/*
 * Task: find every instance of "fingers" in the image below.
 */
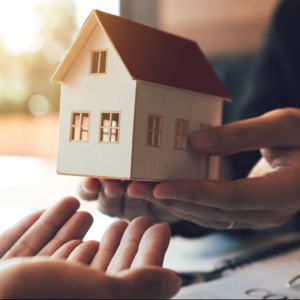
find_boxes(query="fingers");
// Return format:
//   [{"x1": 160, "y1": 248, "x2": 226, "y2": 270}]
[
  {"x1": 51, "y1": 240, "x2": 83, "y2": 260},
  {"x1": 79, "y1": 178, "x2": 101, "y2": 201},
  {"x1": 115, "y1": 267, "x2": 181, "y2": 299},
  {"x1": 67, "y1": 241, "x2": 100, "y2": 265},
  {"x1": 122, "y1": 181, "x2": 153, "y2": 220},
  {"x1": 90, "y1": 220, "x2": 128, "y2": 273},
  {"x1": 190, "y1": 108, "x2": 300, "y2": 156},
  {"x1": 131, "y1": 224, "x2": 171, "y2": 268},
  {"x1": 106, "y1": 217, "x2": 154, "y2": 276},
  {"x1": 1, "y1": 197, "x2": 80, "y2": 260},
  {"x1": 167, "y1": 209, "x2": 263, "y2": 230},
  {"x1": 37, "y1": 211, "x2": 93, "y2": 257},
  {"x1": 149, "y1": 197, "x2": 286, "y2": 227},
  {"x1": 153, "y1": 168, "x2": 300, "y2": 212},
  {"x1": 0, "y1": 210, "x2": 45, "y2": 260},
  {"x1": 98, "y1": 180, "x2": 125, "y2": 218},
  {"x1": 127, "y1": 182, "x2": 180, "y2": 224}
]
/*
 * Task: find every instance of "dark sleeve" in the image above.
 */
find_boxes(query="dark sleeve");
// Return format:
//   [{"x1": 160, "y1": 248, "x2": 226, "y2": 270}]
[
  {"x1": 227, "y1": 0, "x2": 300, "y2": 179},
  {"x1": 170, "y1": 0, "x2": 300, "y2": 236}
]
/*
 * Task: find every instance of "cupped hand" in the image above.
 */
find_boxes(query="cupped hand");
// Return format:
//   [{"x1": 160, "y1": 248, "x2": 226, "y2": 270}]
[
  {"x1": 79, "y1": 179, "x2": 179, "y2": 224},
  {"x1": 125, "y1": 108, "x2": 300, "y2": 230},
  {"x1": 0, "y1": 214, "x2": 181, "y2": 299}
]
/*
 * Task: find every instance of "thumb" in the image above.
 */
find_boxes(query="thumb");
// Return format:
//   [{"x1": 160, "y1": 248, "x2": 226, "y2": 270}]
[
  {"x1": 115, "y1": 267, "x2": 181, "y2": 299},
  {"x1": 189, "y1": 109, "x2": 300, "y2": 156}
]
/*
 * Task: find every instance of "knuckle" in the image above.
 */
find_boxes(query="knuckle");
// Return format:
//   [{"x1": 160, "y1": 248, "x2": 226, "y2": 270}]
[
  {"x1": 223, "y1": 181, "x2": 249, "y2": 212},
  {"x1": 270, "y1": 217, "x2": 289, "y2": 228},
  {"x1": 278, "y1": 108, "x2": 300, "y2": 129},
  {"x1": 223, "y1": 189, "x2": 240, "y2": 211},
  {"x1": 187, "y1": 192, "x2": 199, "y2": 203},
  {"x1": 161, "y1": 199, "x2": 176, "y2": 208},
  {"x1": 234, "y1": 124, "x2": 252, "y2": 147}
]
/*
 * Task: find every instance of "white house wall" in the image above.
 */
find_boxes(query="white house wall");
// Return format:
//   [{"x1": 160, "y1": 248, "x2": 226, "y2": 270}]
[
  {"x1": 57, "y1": 24, "x2": 136, "y2": 179},
  {"x1": 131, "y1": 82, "x2": 223, "y2": 181}
]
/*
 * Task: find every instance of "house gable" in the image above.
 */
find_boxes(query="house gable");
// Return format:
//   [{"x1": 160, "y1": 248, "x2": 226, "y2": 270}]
[
  {"x1": 56, "y1": 21, "x2": 137, "y2": 179},
  {"x1": 52, "y1": 10, "x2": 231, "y2": 101},
  {"x1": 51, "y1": 11, "x2": 132, "y2": 83}
]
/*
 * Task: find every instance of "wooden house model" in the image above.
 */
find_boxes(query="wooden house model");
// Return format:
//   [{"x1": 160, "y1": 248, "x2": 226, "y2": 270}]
[{"x1": 51, "y1": 10, "x2": 231, "y2": 181}]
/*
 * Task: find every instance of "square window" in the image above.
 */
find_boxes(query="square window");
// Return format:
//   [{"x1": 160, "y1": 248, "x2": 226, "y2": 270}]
[
  {"x1": 100, "y1": 112, "x2": 121, "y2": 143},
  {"x1": 174, "y1": 119, "x2": 189, "y2": 150},
  {"x1": 90, "y1": 50, "x2": 108, "y2": 75},
  {"x1": 70, "y1": 111, "x2": 90, "y2": 142},
  {"x1": 147, "y1": 115, "x2": 162, "y2": 147}
]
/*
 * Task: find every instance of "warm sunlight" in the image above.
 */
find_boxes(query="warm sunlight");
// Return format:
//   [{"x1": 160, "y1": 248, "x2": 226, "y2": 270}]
[
  {"x1": 74, "y1": 0, "x2": 120, "y2": 27},
  {"x1": 0, "y1": 0, "x2": 120, "y2": 56},
  {"x1": 0, "y1": 0, "x2": 42, "y2": 55}
]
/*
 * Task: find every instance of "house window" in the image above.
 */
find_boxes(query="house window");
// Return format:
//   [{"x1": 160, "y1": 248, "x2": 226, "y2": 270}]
[
  {"x1": 100, "y1": 112, "x2": 120, "y2": 143},
  {"x1": 90, "y1": 50, "x2": 108, "y2": 74},
  {"x1": 70, "y1": 111, "x2": 90, "y2": 142},
  {"x1": 174, "y1": 119, "x2": 189, "y2": 150},
  {"x1": 198, "y1": 124, "x2": 211, "y2": 180},
  {"x1": 147, "y1": 115, "x2": 162, "y2": 147}
]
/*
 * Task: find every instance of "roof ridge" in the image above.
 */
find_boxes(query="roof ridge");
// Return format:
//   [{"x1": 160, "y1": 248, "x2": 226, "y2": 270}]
[{"x1": 94, "y1": 9, "x2": 198, "y2": 45}]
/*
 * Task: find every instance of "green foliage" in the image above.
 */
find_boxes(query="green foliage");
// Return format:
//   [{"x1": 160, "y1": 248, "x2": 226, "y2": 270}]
[{"x1": 0, "y1": 0, "x2": 78, "y2": 114}]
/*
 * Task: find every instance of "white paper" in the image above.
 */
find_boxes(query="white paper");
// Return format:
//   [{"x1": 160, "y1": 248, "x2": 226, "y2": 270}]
[
  {"x1": 174, "y1": 249, "x2": 300, "y2": 299},
  {"x1": 164, "y1": 232, "x2": 300, "y2": 273}
]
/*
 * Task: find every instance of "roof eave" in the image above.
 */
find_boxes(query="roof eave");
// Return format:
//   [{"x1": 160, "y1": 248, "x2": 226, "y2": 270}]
[
  {"x1": 51, "y1": 10, "x2": 98, "y2": 83},
  {"x1": 134, "y1": 79, "x2": 231, "y2": 101}
]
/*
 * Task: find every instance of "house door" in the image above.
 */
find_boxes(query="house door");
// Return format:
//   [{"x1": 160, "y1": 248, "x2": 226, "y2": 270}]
[{"x1": 197, "y1": 124, "x2": 211, "y2": 180}]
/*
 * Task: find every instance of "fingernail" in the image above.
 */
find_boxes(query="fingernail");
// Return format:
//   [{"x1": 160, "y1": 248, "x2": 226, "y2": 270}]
[
  {"x1": 129, "y1": 189, "x2": 151, "y2": 200},
  {"x1": 155, "y1": 192, "x2": 176, "y2": 199},
  {"x1": 81, "y1": 185, "x2": 96, "y2": 195},
  {"x1": 104, "y1": 187, "x2": 122, "y2": 199},
  {"x1": 190, "y1": 129, "x2": 218, "y2": 148}
]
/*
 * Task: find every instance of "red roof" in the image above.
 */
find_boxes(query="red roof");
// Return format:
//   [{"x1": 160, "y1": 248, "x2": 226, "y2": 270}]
[{"x1": 95, "y1": 10, "x2": 231, "y2": 100}]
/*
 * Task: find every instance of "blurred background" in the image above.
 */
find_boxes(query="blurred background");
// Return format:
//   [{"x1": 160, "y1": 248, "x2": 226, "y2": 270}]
[
  {"x1": 0, "y1": 0, "x2": 281, "y2": 158},
  {"x1": 0, "y1": 0, "x2": 282, "y2": 250}
]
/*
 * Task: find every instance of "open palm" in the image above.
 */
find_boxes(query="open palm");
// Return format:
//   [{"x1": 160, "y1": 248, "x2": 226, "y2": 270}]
[{"x1": 0, "y1": 198, "x2": 180, "y2": 299}]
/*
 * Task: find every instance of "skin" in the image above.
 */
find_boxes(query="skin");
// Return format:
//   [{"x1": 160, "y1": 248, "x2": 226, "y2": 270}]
[
  {"x1": 0, "y1": 198, "x2": 181, "y2": 299},
  {"x1": 79, "y1": 108, "x2": 300, "y2": 230}
]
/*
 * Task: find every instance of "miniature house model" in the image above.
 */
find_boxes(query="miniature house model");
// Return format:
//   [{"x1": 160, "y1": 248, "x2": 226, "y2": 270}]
[{"x1": 51, "y1": 10, "x2": 231, "y2": 181}]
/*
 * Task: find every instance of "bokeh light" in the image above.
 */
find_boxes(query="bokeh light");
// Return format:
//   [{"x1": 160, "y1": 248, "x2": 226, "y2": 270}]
[
  {"x1": 28, "y1": 95, "x2": 49, "y2": 116},
  {"x1": 0, "y1": 0, "x2": 44, "y2": 56}
]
